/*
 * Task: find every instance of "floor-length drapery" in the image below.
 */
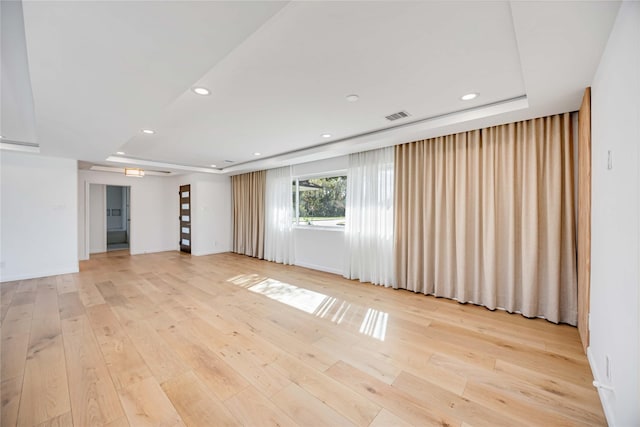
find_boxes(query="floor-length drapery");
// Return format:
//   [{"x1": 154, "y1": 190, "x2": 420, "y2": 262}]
[
  {"x1": 344, "y1": 147, "x2": 395, "y2": 286},
  {"x1": 265, "y1": 166, "x2": 295, "y2": 264},
  {"x1": 394, "y1": 113, "x2": 577, "y2": 324},
  {"x1": 232, "y1": 170, "x2": 266, "y2": 259}
]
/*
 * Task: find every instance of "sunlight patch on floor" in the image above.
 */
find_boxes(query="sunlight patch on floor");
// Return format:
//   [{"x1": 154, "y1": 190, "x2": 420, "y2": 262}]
[
  {"x1": 359, "y1": 308, "x2": 388, "y2": 341},
  {"x1": 227, "y1": 273, "x2": 266, "y2": 288},
  {"x1": 248, "y1": 278, "x2": 334, "y2": 316},
  {"x1": 227, "y1": 274, "x2": 389, "y2": 340}
]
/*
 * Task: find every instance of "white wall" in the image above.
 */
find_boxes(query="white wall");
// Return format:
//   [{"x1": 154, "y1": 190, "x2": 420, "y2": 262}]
[
  {"x1": 173, "y1": 173, "x2": 232, "y2": 256},
  {"x1": 0, "y1": 152, "x2": 78, "y2": 281},
  {"x1": 292, "y1": 156, "x2": 348, "y2": 178},
  {"x1": 589, "y1": 2, "x2": 640, "y2": 425},
  {"x1": 78, "y1": 170, "x2": 178, "y2": 259},
  {"x1": 291, "y1": 156, "x2": 348, "y2": 274},
  {"x1": 89, "y1": 184, "x2": 106, "y2": 253},
  {"x1": 293, "y1": 227, "x2": 345, "y2": 274}
]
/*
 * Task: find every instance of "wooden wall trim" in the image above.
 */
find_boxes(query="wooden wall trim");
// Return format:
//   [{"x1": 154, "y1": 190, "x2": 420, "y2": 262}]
[{"x1": 577, "y1": 87, "x2": 592, "y2": 353}]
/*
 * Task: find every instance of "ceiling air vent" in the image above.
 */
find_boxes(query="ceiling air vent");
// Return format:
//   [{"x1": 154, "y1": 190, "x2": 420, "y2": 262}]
[{"x1": 385, "y1": 111, "x2": 410, "y2": 121}]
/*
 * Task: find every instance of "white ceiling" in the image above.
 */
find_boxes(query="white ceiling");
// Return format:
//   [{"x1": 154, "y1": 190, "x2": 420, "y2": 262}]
[{"x1": 1, "y1": 1, "x2": 621, "y2": 175}]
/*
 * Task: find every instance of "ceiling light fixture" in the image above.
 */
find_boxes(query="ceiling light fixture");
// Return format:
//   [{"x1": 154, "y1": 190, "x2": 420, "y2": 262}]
[
  {"x1": 321, "y1": 133, "x2": 332, "y2": 138},
  {"x1": 461, "y1": 93, "x2": 478, "y2": 101},
  {"x1": 192, "y1": 87, "x2": 211, "y2": 96},
  {"x1": 253, "y1": 152, "x2": 261, "y2": 156},
  {"x1": 141, "y1": 129, "x2": 155, "y2": 134},
  {"x1": 116, "y1": 151, "x2": 125, "y2": 155},
  {"x1": 346, "y1": 94, "x2": 359, "y2": 102},
  {"x1": 210, "y1": 164, "x2": 217, "y2": 168},
  {"x1": 124, "y1": 167, "x2": 145, "y2": 178}
]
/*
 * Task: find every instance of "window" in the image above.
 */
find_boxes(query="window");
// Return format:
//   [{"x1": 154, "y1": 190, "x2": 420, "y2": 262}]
[{"x1": 292, "y1": 175, "x2": 347, "y2": 227}]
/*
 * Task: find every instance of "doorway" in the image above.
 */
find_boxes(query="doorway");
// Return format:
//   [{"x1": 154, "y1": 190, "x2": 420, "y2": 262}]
[
  {"x1": 88, "y1": 183, "x2": 130, "y2": 254},
  {"x1": 107, "y1": 185, "x2": 130, "y2": 251}
]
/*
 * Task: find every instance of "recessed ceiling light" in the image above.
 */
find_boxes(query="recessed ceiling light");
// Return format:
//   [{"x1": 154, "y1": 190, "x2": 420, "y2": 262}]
[
  {"x1": 192, "y1": 87, "x2": 211, "y2": 96},
  {"x1": 0, "y1": 135, "x2": 4, "y2": 139},
  {"x1": 346, "y1": 94, "x2": 359, "y2": 102},
  {"x1": 461, "y1": 93, "x2": 478, "y2": 101},
  {"x1": 253, "y1": 152, "x2": 262, "y2": 156},
  {"x1": 141, "y1": 129, "x2": 155, "y2": 134},
  {"x1": 321, "y1": 133, "x2": 332, "y2": 138},
  {"x1": 116, "y1": 151, "x2": 125, "y2": 155},
  {"x1": 210, "y1": 164, "x2": 217, "y2": 168}
]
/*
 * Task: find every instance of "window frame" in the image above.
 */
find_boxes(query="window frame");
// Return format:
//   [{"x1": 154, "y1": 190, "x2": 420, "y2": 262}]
[{"x1": 292, "y1": 170, "x2": 347, "y2": 230}]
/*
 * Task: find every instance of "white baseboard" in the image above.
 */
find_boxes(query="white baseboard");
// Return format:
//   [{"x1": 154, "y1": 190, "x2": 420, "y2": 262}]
[
  {"x1": 191, "y1": 248, "x2": 230, "y2": 257},
  {"x1": 294, "y1": 261, "x2": 342, "y2": 276},
  {"x1": 0, "y1": 264, "x2": 80, "y2": 282},
  {"x1": 587, "y1": 346, "x2": 616, "y2": 426},
  {"x1": 129, "y1": 246, "x2": 178, "y2": 256}
]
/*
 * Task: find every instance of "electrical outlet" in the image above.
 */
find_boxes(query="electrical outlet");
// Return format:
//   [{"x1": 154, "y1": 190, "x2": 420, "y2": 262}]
[{"x1": 605, "y1": 355, "x2": 612, "y2": 381}]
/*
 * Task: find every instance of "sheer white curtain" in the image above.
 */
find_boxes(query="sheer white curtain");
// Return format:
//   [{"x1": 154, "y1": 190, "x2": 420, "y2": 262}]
[
  {"x1": 344, "y1": 147, "x2": 395, "y2": 286},
  {"x1": 264, "y1": 166, "x2": 295, "y2": 265}
]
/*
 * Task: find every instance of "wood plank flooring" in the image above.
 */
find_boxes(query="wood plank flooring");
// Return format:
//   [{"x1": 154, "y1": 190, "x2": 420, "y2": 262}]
[{"x1": 1, "y1": 251, "x2": 606, "y2": 426}]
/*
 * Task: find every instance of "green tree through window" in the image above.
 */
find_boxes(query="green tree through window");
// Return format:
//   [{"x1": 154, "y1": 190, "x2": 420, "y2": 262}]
[{"x1": 292, "y1": 176, "x2": 347, "y2": 226}]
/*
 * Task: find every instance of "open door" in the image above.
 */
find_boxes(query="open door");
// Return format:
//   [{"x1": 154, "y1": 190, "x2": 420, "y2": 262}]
[
  {"x1": 577, "y1": 87, "x2": 592, "y2": 352},
  {"x1": 179, "y1": 184, "x2": 191, "y2": 254}
]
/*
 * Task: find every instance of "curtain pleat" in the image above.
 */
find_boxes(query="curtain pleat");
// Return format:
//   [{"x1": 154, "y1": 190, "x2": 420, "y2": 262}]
[
  {"x1": 232, "y1": 170, "x2": 265, "y2": 259},
  {"x1": 265, "y1": 166, "x2": 295, "y2": 264},
  {"x1": 394, "y1": 113, "x2": 577, "y2": 324}
]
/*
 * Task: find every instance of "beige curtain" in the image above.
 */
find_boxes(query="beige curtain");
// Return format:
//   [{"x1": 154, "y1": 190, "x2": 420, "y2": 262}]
[
  {"x1": 232, "y1": 170, "x2": 266, "y2": 259},
  {"x1": 394, "y1": 113, "x2": 577, "y2": 325}
]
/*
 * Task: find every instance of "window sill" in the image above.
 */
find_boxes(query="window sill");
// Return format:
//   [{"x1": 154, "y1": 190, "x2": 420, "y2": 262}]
[{"x1": 293, "y1": 225, "x2": 345, "y2": 232}]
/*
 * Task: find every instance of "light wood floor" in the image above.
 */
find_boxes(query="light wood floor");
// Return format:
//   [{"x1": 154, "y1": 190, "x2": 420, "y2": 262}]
[{"x1": 1, "y1": 251, "x2": 605, "y2": 426}]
